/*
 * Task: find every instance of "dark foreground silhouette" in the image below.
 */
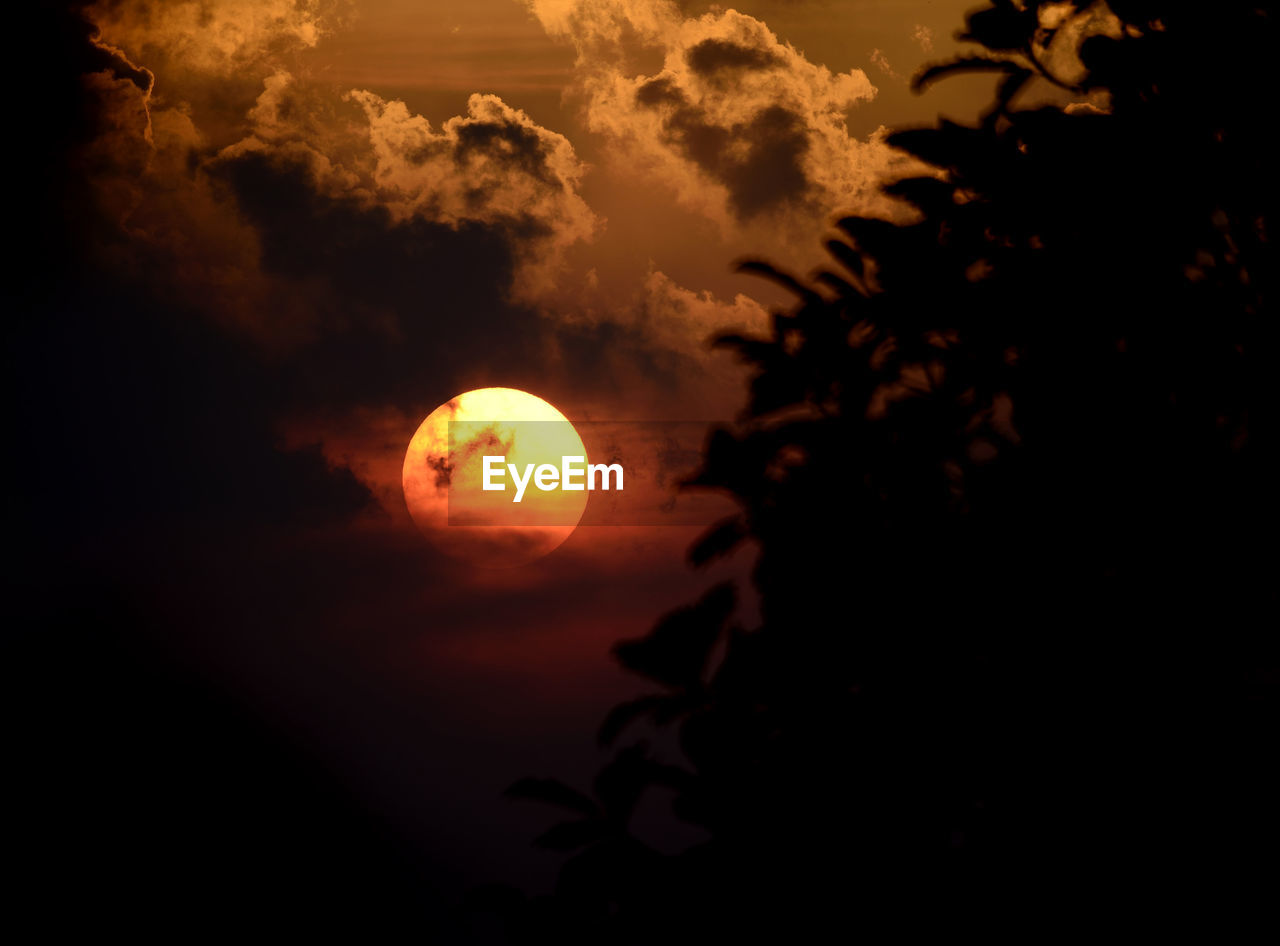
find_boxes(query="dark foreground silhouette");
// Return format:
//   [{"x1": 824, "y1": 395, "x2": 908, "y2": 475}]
[{"x1": 482, "y1": 2, "x2": 1278, "y2": 941}]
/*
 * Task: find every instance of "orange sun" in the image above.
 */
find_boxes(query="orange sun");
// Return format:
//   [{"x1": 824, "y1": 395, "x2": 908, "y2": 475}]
[{"x1": 402, "y1": 388, "x2": 588, "y2": 567}]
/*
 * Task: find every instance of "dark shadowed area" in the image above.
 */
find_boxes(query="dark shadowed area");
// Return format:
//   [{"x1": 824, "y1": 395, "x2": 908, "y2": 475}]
[{"x1": 7, "y1": 1, "x2": 1276, "y2": 943}]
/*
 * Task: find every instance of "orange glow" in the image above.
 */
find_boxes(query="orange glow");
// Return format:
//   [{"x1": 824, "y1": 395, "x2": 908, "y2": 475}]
[{"x1": 402, "y1": 387, "x2": 588, "y2": 567}]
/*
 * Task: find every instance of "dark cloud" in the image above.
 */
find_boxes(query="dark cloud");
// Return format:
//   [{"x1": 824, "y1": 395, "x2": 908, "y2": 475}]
[
  {"x1": 10, "y1": 7, "x2": 368, "y2": 548},
  {"x1": 12, "y1": 283, "x2": 375, "y2": 547},
  {"x1": 657, "y1": 103, "x2": 812, "y2": 219},
  {"x1": 451, "y1": 118, "x2": 565, "y2": 188},
  {"x1": 685, "y1": 38, "x2": 781, "y2": 76},
  {"x1": 338, "y1": 90, "x2": 599, "y2": 301},
  {"x1": 530, "y1": 0, "x2": 889, "y2": 234},
  {"x1": 205, "y1": 146, "x2": 720, "y2": 420},
  {"x1": 428, "y1": 455, "x2": 452, "y2": 488},
  {"x1": 209, "y1": 148, "x2": 575, "y2": 412},
  {"x1": 635, "y1": 75, "x2": 685, "y2": 107}
]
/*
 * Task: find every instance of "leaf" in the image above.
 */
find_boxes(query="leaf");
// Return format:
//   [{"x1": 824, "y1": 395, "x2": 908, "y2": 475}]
[
  {"x1": 887, "y1": 121, "x2": 994, "y2": 170},
  {"x1": 711, "y1": 332, "x2": 776, "y2": 366},
  {"x1": 835, "y1": 215, "x2": 900, "y2": 251},
  {"x1": 688, "y1": 515, "x2": 746, "y2": 567},
  {"x1": 612, "y1": 583, "x2": 735, "y2": 688},
  {"x1": 504, "y1": 777, "x2": 600, "y2": 817},
  {"x1": 823, "y1": 238, "x2": 867, "y2": 281},
  {"x1": 597, "y1": 694, "x2": 671, "y2": 746},
  {"x1": 533, "y1": 818, "x2": 611, "y2": 852},
  {"x1": 812, "y1": 270, "x2": 860, "y2": 299},
  {"x1": 961, "y1": 5, "x2": 1035, "y2": 52},
  {"x1": 881, "y1": 177, "x2": 956, "y2": 215},
  {"x1": 1078, "y1": 34, "x2": 1124, "y2": 89},
  {"x1": 461, "y1": 883, "x2": 525, "y2": 915},
  {"x1": 592, "y1": 744, "x2": 694, "y2": 820},
  {"x1": 912, "y1": 56, "x2": 1021, "y2": 93},
  {"x1": 991, "y1": 66, "x2": 1034, "y2": 116},
  {"x1": 683, "y1": 426, "x2": 743, "y2": 490},
  {"x1": 734, "y1": 258, "x2": 822, "y2": 305},
  {"x1": 593, "y1": 744, "x2": 653, "y2": 820}
]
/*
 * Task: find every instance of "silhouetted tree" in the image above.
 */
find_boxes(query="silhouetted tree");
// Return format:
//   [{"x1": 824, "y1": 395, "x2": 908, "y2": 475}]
[{"x1": 487, "y1": 3, "x2": 1277, "y2": 941}]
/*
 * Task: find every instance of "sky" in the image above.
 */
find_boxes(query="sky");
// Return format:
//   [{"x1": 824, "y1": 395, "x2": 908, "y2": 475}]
[{"x1": 10, "y1": 0, "x2": 1028, "y2": 933}]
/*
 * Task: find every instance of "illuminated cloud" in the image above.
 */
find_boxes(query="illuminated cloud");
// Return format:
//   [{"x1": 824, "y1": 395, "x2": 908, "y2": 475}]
[
  {"x1": 912, "y1": 24, "x2": 935, "y2": 54},
  {"x1": 71, "y1": 0, "x2": 769, "y2": 422},
  {"x1": 525, "y1": 0, "x2": 907, "y2": 233},
  {"x1": 86, "y1": 0, "x2": 338, "y2": 78},
  {"x1": 634, "y1": 268, "x2": 767, "y2": 361},
  {"x1": 870, "y1": 48, "x2": 900, "y2": 80},
  {"x1": 344, "y1": 89, "x2": 601, "y2": 299},
  {"x1": 79, "y1": 0, "x2": 603, "y2": 324},
  {"x1": 216, "y1": 73, "x2": 602, "y2": 304}
]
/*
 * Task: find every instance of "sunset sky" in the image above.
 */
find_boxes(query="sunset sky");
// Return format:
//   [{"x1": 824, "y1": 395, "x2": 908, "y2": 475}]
[{"x1": 13, "y1": 0, "x2": 1083, "y2": 930}]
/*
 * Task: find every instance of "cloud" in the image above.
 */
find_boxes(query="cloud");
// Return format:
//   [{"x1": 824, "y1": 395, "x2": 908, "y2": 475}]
[
  {"x1": 216, "y1": 74, "x2": 602, "y2": 307},
  {"x1": 870, "y1": 48, "x2": 900, "y2": 81},
  {"x1": 634, "y1": 268, "x2": 768, "y2": 360},
  {"x1": 64, "y1": 0, "x2": 776, "y2": 492},
  {"x1": 343, "y1": 89, "x2": 601, "y2": 300},
  {"x1": 85, "y1": 0, "x2": 339, "y2": 78},
  {"x1": 525, "y1": 0, "x2": 907, "y2": 233},
  {"x1": 76, "y1": 0, "x2": 604, "y2": 334},
  {"x1": 81, "y1": 0, "x2": 350, "y2": 158},
  {"x1": 912, "y1": 24, "x2": 934, "y2": 54},
  {"x1": 537, "y1": 260, "x2": 769, "y2": 366}
]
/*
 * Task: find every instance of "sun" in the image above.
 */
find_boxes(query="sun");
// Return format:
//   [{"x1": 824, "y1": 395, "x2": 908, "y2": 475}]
[{"x1": 402, "y1": 387, "x2": 588, "y2": 567}]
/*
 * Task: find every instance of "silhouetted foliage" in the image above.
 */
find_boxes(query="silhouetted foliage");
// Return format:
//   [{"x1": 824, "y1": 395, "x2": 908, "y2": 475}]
[{"x1": 494, "y1": 3, "x2": 1278, "y2": 941}]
